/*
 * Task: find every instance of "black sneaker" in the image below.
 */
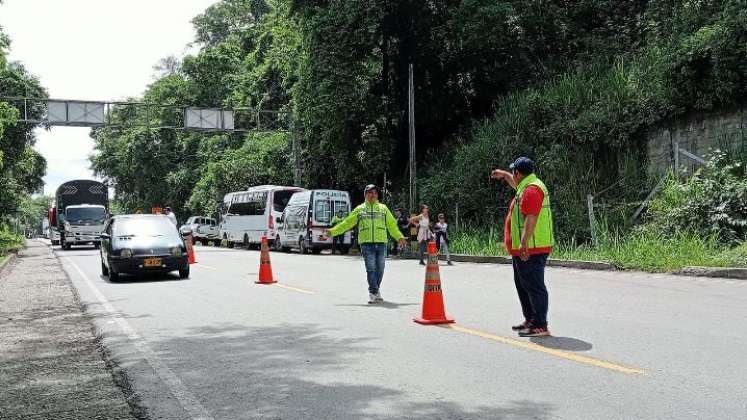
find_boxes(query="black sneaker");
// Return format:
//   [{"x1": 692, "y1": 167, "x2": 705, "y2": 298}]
[
  {"x1": 511, "y1": 320, "x2": 532, "y2": 331},
  {"x1": 419, "y1": 261, "x2": 426, "y2": 265},
  {"x1": 519, "y1": 326, "x2": 551, "y2": 337}
]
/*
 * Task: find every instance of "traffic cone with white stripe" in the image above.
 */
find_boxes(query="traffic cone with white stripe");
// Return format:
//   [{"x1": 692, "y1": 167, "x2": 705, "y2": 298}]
[
  {"x1": 414, "y1": 240, "x2": 454, "y2": 325},
  {"x1": 255, "y1": 236, "x2": 276, "y2": 284}
]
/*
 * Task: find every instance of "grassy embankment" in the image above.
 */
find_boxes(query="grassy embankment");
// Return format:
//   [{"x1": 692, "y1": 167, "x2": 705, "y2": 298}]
[{"x1": 448, "y1": 226, "x2": 747, "y2": 272}]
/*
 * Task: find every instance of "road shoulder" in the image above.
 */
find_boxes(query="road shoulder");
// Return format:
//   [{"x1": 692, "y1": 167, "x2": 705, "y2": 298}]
[{"x1": 0, "y1": 240, "x2": 136, "y2": 419}]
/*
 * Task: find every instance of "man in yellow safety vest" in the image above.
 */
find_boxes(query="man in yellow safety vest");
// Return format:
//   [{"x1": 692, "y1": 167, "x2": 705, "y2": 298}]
[
  {"x1": 323, "y1": 184, "x2": 406, "y2": 304},
  {"x1": 492, "y1": 157, "x2": 555, "y2": 337}
]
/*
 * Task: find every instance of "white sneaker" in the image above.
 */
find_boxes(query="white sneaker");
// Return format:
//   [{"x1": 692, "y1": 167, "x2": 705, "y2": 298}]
[
  {"x1": 368, "y1": 293, "x2": 377, "y2": 304},
  {"x1": 375, "y1": 292, "x2": 383, "y2": 302}
]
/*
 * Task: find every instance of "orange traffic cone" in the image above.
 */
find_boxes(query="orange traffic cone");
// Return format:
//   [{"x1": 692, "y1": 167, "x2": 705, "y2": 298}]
[
  {"x1": 414, "y1": 240, "x2": 454, "y2": 325},
  {"x1": 185, "y1": 233, "x2": 196, "y2": 264},
  {"x1": 255, "y1": 235, "x2": 276, "y2": 284}
]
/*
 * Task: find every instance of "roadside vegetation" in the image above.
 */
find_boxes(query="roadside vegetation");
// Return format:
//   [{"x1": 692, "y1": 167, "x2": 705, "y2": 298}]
[{"x1": 0, "y1": 9, "x2": 48, "y2": 239}]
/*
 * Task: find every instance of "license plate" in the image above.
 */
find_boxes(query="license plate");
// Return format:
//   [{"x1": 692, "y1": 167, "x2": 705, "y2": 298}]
[{"x1": 144, "y1": 258, "x2": 162, "y2": 267}]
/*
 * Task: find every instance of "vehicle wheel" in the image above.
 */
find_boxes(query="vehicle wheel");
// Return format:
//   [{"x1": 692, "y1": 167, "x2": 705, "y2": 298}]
[
  {"x1": 213, "y1": 239, "x2": 221, "y2": 247},
  {"x1": 109, "y1": 268, "x2": 120, "y2": 282},
  {"x1": 94, "y1": 242, "x2": 100, "y2": 249},
  {"x1": 340, "y1": 246, "x2": 351, "y2": 255},
  {"x1": 299, "y1": 238, "x2": 308, "y2": 254},
  {"x1": 311, "y1": 247, "x2": 322, "y2": 255},
  {"x1": 179, "y1": 266, "x2": 190, "y2": 279},
  {"x1": 226, "y1": 240, "x2": 235, "y2": 249},
  {"x1": 201, "y1": 239, "x2": 208, "y2": 246},
  {"x1": 101, "y1": 260, "x2": 109, "y2": 276},
  {"x1": 272, "y1": 237, "x2": 283, "y2": 252},
  {"x1": 243, "y1": 234, "x2": 249, "y2": 249}
]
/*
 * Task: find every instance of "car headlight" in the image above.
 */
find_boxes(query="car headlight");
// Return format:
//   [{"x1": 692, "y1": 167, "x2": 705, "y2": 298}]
[
  {"x1": 171, "y1": 247, "x2": 183, "y2": 257},
  {"x1": 120, "y1": 249, "x2": 133, "y2": 258}
]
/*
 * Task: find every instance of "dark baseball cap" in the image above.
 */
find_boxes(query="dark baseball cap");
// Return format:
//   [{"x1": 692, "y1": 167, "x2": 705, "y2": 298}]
[
  {"x1": 364, "y1": 184, "x2": 379, "y2": 193},
  {"x1": 509, "y1": 157, "x2": 535, "y2": 175}
]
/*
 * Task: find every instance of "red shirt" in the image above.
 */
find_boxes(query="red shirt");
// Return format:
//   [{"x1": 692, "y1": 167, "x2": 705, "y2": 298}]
[{"x1": 504, "y1": 185, "x2": 552, "y2": 256}]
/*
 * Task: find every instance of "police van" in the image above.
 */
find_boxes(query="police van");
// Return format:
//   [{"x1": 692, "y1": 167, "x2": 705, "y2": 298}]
[{"x1": 278, "y1": 189, "x2": 352, "y2": 254}]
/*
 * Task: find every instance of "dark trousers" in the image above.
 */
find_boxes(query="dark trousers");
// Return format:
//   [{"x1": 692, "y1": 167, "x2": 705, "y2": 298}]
[
  {"x1": 512, "y1": 254, "x2": 550, "y2": 328},
  {"x1": 332, "y1": 236, "x2": 341, "y2": 254}
]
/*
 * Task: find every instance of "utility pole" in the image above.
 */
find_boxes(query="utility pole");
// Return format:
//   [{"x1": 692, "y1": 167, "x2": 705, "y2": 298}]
[{"x1": 408, "y1": 63, "x2": 416, "y2": 213}]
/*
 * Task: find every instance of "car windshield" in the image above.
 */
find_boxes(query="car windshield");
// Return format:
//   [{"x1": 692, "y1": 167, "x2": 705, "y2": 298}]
[
  {"x1": 66, "y1": 207, "x2": 106, "y2": 224},
  {"x1": 114, "y1": 217, "x2": 178, "y2": 238}
]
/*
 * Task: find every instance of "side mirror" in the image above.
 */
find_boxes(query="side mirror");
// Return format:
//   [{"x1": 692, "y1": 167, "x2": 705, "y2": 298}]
[
  {"x1": 99, "y1": 233, "x2": 110, "y2": 240},
  {"x1": 179, "y1": 226, "x2": 192, "y2": 237},
  {"x1": 276, "y1": 216, "x2": 282, "y2": 223}
]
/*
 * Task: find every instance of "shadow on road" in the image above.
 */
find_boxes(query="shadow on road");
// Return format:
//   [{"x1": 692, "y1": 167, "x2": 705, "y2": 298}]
[
  {"x1": 143, "y1": 322, "x2": 557, "y2": 419},
  {"x1": 100, "y1": 272, "x2": 186, "y2": 284},
  {"x1": 335, "y1": 302, "x2": 419, "y2": 309},
  {"x1": 530, "y1": 336, "x2": 593, "y2": 352}
]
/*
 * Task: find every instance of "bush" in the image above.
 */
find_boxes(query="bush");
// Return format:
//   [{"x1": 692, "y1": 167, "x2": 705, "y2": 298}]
[
  {"x1": 0, "y1": 227, "x2": 22, "y2": 256},
  {"x1": 644, "y1": 151, "x2": 747, "y2": 243}
]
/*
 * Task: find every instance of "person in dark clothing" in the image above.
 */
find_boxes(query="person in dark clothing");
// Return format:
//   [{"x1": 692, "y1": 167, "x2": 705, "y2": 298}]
[{"x1": 391, "y1": 208, "x2": 409, "y2": 255}]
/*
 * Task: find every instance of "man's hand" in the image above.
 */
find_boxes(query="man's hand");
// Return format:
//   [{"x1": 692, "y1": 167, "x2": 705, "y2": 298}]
[
  {"x1": 491, "y1": 169, "x2": 509, "y2": 180},
  {"x1": 519, "y1": 242, "x2": 530, "y2": 261},
  {"x1": 398, "y1": 238, "x2": 407, "y2": 248}
]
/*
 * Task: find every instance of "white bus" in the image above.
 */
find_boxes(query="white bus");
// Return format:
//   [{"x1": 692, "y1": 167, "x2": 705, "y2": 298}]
[
  {"x1": 219, "y1": 185, "x2": 303, "y2": 249},
  {"x1": 278, "y1": 189, "x2": 352, "y2": 254}
]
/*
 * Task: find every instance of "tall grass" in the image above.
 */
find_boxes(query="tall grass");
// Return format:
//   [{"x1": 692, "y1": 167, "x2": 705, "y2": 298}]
[{"x1": 449, "y1": 225, "x2": 746, "y2": 272}]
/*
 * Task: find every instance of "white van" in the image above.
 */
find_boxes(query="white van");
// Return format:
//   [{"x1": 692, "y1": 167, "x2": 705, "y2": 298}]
[
  {"x1": 278, "y1": 189, "x2": 352, "y2": 254},
  {"x1": 219, "y1": 185, "x2": 303, "y2": 249}
]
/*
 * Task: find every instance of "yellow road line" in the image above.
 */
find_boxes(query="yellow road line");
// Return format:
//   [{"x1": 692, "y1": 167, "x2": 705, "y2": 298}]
[
  {"x1": 274, "y1": 283, "x2": 315, "y2": 295},
  {"x1": 444, "y1": 324, "x2": 645, "y2": 375}
]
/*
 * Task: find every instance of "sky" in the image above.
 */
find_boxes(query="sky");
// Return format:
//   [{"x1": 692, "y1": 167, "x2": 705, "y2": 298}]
[{"x1": 0, "y1": 0, "x2": 218, "y2": 196}]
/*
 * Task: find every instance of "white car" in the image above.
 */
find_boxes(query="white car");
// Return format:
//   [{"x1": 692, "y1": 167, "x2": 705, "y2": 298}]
[{"x1": 181, "y1": 216, "x2": 220, "y2": 245}]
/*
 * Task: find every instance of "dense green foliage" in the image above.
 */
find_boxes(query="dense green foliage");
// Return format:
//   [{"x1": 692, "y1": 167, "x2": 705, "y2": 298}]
[
  {"x1": 644, "y1": 152, "x2": 747, "y2": 243},
  {"x1": 0, "y1": 226, "x2": 22, "y2": 256},
  {"x1": 421, "y1": 0, "x2": 747, "y2": 240},
  {"x1": 91, "y1": 0, "x2": 747, "y2": 249},
  {"x1": 0, "y1": 23, "x2": 47, "y2": 224}
]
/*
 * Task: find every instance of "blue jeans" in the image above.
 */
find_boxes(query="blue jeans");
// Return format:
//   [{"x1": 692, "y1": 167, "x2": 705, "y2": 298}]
[
  {"x1": 512, "y1": 254, "x2": 550, "y2": 327},
  {"x1": 360, "y1": 243, "x2": 387, "y2": 294}
]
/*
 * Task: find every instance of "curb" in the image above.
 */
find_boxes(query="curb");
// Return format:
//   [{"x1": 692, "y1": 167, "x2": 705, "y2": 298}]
[
  {"x1": 397, "y1": 254, "x2": 617, "y2": 271},
  {"x1": 678, "y1": 266, "x2": 747, "y2": 280}
]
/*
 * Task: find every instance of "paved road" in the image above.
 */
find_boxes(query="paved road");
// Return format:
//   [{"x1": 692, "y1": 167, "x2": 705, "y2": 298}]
[{"x1": 56, "y1": 242, "x2": 747, "y2": 419}]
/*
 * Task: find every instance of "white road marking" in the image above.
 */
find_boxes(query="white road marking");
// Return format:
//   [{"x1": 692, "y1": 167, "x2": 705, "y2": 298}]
[{"x1": 63, "y1": 257, "x2": 214, "y2": 420}]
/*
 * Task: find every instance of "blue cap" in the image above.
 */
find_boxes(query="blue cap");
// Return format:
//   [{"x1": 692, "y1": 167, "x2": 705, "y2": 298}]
[{"x1": 509, "y1": 157, "x2": 535, "y2": 175}]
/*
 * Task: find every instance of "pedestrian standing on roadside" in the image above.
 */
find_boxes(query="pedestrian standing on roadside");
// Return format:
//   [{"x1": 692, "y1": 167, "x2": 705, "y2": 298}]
[
  {"x1": 410, "y1": 204, "x2": 433, "y2": 265},
  {"x1": 390, "y1": 208, "x2": 409, "y2": 255},
  {"x1": 164, "y1": 207, "x2": 177, "y2": 226},
  {"x1": 330, "y1": 210, "x2": 345, "y2": 254},
  {"x1": 322, "y1": 185, "x2": 406, "y2": 304},
  {"x1": 491, "y1": 157, "x2": 555, "y2": 337},
  {"x1": 434, "y1": 213, "x2": 453, "y2": 266}
]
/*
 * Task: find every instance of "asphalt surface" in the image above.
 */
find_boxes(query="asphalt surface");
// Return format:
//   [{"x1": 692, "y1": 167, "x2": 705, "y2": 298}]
[
  {"x1": 54, "y1": 241, "x2": 747, "y2": 419},
  {"x1": 0, "y1": 241, "x2": 134, "y2": 420}
]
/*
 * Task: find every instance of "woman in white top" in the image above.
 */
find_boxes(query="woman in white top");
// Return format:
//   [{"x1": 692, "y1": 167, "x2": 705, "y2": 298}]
[{"x1": 409, "y1": 204, "x2": 432, "y2": 265}]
